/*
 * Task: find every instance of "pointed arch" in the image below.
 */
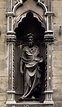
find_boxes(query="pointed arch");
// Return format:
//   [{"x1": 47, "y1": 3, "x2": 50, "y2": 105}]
[
  {"x1": 13, "y1": 0, "x2": 47, "y2": 14},
  {"x1": 14, "y1": 11, "x2": 46, "y2": 44},
  {"x1": 13, "y1": 10, "x2": 47, "y2": 31}
]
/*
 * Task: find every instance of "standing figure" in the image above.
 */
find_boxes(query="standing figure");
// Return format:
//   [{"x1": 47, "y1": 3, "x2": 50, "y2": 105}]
[{"x1": 20, "y1": 33, "x2": 43, "y2": 99}]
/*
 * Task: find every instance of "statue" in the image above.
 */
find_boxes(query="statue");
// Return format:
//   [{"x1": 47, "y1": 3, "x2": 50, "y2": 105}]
[{"x1": 20, "y1": 33, "x2": 43, "y2": 99}]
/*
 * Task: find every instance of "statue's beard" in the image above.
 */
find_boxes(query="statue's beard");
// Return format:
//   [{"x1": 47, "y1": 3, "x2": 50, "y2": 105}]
[{"x1": 29, "y1": 42, "x2": 33, "y2": 47}]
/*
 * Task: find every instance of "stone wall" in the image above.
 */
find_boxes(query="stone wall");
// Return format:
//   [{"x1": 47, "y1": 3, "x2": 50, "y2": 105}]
[
  {"x1": 0, "y1": 0, "x2": 62, "y2": 107},
  {"x1": 52, "y1": 0, "x2": 62, "y2": 107},
  {"x1": 0, "y1": 0, "x2": 7, "y2": 107}
]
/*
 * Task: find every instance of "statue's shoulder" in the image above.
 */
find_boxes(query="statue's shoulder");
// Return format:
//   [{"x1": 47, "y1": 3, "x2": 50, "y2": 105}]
[
  {"x1": 34, "y1": 45, "x2": 39, "y2": 50},
  {"x1": 35, "y1": 45, "x2": 38, "y2": 48},
  {"x1": 22, "y1": 45, "x2": 28, "y2": 51}
]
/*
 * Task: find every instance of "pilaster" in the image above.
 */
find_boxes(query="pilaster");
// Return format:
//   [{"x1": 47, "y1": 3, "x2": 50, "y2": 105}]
[
  {"x1": 6, "y1": 34, "x2": 16, "y2": 105},
  {"x1": 43, "y1": 0, "x2": 54, "y2": 104},
  {"x1": 44, "y1": 31, "x2": 54, "y2": 104},
  {"x1": 6, "y1": 8, "x2": 16, "y2": 104}
]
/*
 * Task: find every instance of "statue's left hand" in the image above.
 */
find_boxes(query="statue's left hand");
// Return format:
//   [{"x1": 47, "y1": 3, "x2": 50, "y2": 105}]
[{"x1": 39, "y1": 58, "x2": 43, "y2": 63}]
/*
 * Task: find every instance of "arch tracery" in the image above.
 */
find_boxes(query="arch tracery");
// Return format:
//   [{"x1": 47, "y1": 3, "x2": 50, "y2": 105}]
[
  {"x1": 13, "y1": 0, "x2": 47, "y2": 14},
  {"x1": 13, "y1": 10, "x2": 46, "y2": 31}
]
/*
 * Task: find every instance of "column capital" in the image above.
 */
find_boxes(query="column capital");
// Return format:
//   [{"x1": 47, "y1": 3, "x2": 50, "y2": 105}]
[
  {"x1": 44, "y1": 30, "x2": 54, "y2": 42},
  {"x1": 6, "y1": 36, "x2": 16, "y2": 42},
  {"x1": 45, "y1": 11, "x2": 54, "y2": 16},
  {"x1": 44, "y1": 90, "x2": 53, "y2": 93},
  {"x1": 6, "y1": 12, "x2": 15, "y2": 17},
  {"x1": 6, "y1": 33, "x2": 16, "y2": 42}
]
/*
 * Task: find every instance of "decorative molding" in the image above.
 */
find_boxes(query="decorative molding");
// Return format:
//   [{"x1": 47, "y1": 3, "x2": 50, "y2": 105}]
[
  {"x1": 13, "y1": 2, "x2": 23, "y2": 13},
  {"x1": 6, "y1": 90, "x2": 16, "y2": 104},
  {"x1": 45, "y1": 11, "x2": 54, "y2": 16},
  {"x1": 44, "y1": 30, "x2": 54, "y2": 42},
  {"x1": 13, "y1": 0, "x2": 47, "y2": 14},
  {"x1": 37, "y1": 1, "x2": 47, "y2": 13},
  {"x1": 17, "y1": 0, "x2": 23, "y2": 3},
  {"x1": 13, "y1": 10, "x2": 47, "y2": 30},
  {"x1": 7, "y1": 31, "x2": 16, "y2": 35},
  {"x1": 6, "y1": 35, "x2": 16, "y2": 43},
  {"x1": 6, "y1": 12, "x2": 15, "y2": 17},
  {"x1": 44, "y1": 42, "x2": 54, "y2": 104}
]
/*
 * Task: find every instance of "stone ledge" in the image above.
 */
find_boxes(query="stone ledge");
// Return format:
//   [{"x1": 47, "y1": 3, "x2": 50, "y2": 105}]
[
  {"x1": 15, "y1": 104, "x2": 53, "y2": 107},
  {"x1": 6, "y1": 101, "x2": 53, "y2": 107}
]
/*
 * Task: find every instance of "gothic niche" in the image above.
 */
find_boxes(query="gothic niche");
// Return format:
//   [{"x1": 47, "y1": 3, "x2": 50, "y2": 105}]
[{"x1": 15, "y1": 12, "x2": 46, "y2": 102}]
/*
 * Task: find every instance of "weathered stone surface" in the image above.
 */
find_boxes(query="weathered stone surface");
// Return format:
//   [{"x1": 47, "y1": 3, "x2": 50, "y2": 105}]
[
  {"x1": 53, "y1": 101, "x2": 62, "y2": 107},
  {"x1": 7, "y1": 104, "x2": 53, "y2": 107},
  {"x1": 0, "y1": 101, "x2": 6, "y2": 107},
  {"x1": 0, "y1": 77, "x2": 8, "y2": 93},
  {"x1": 0, "y1": 1, "x2": 7, "y2": 107},
  {"x1": 0, "y1": 93, "x2": 7, "y2": 101}
]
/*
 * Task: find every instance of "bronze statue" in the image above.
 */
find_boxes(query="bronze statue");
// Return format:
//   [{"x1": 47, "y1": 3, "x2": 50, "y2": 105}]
[{"x1": 20, "y1": 33, "x2": 43, "y2": 99}]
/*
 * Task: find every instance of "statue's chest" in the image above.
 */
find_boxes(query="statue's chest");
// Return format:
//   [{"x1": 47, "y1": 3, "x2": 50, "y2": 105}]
[{"x1": 26, "y1": 47, "x2": 36, "y2": 55}]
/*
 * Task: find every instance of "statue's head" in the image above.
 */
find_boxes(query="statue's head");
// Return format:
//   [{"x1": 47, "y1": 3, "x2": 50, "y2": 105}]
[{"x1": 27, "y1": 33, "x2": 34, "y2": 47}]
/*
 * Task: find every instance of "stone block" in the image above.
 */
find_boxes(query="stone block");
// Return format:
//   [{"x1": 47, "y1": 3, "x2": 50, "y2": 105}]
[
  {"x1": 0, "y1": 93, "x2": 6, "y2": 101},
  {"x1": 0, "y1": 12, "x2": 6, "y2": 25},
  {"x1": 0, "y1": 70, "x2": 8, "y2": 77},
  {"x1": 53, "y1": 91, "x2": 62, "y2": 101},
  {"x1": 52, "y1": 51, "x2": 62, "y2": 60},
  {"x1": 0, "y1": 101, "x2": 7, "y2": 107},
  {"x1": 52, "y1": 42, "x2": 62, "y2": 51},
  {"x1": 0, "y1": 2, "x2": 6, "y2": 9},
  {"x1": 52, "y1": 1, "x2": 62, "y2": 26},
  {"x1": 0, "y1": 77, "x2": 8, "y2": 93},
  {"x1": 52, "y1": 79, "x2": 62, "y2": 91},
  {"x1": 0, "y1": 35, "x2": 5, "y2": 43},
  {"x1": 53, "y1": 101, "x2": 62, "y2": 107},
  {"x1": 52, "y1": 67, "x2": 62, "y2": 76},
  {"x1": 52, "y1": 59, "x2": 62, "y2": 68},
  {"x1": 0, "y1": 43, "x2": 5, "y2": 55}
]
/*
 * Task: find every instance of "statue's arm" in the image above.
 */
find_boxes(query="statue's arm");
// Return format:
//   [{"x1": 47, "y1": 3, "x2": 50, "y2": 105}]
[
  {"x1": 33, "y1": 46, "x2": 43, "y2": 62},
  {"x1": 22, "y1": 57, "x2": 31, "y2": 62}
]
